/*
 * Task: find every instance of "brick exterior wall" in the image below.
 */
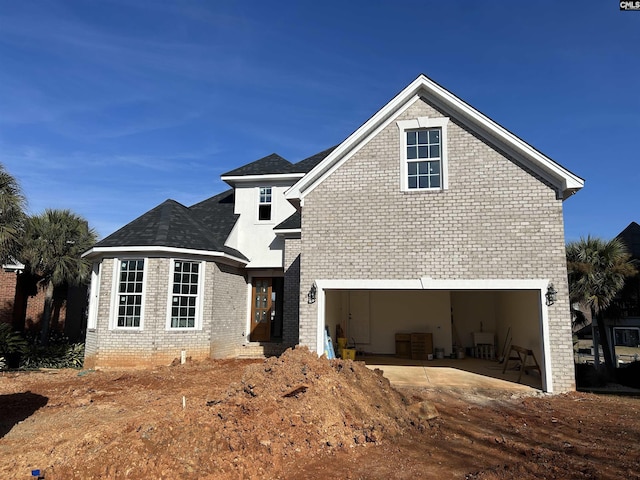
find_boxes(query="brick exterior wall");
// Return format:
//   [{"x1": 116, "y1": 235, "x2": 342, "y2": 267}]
[
  {"x1": 84, "y1": 257, "x2": 248, "y2": 368},
  {"x1": 0, "y1": 270, "x2": 18, "y2": 326},
  {"x1": 210, "y1": 262, "x2": 248, "y2": 358},
  {"x1": 283, "y1": 237, "x2": 301, "y2": 347},
  {"x1": 298, "y1": 97, "x2": 575, "y2": 392}
]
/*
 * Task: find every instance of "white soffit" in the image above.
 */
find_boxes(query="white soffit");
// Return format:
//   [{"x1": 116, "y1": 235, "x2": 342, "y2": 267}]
[{"x1": 82, "y1": 246, "x2": 248, "y2": 266}]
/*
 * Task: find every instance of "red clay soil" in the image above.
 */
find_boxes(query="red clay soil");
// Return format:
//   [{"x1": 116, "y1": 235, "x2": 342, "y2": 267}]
[{"x1": 1, "y1": 346, "x2": 639, "y2": 479}]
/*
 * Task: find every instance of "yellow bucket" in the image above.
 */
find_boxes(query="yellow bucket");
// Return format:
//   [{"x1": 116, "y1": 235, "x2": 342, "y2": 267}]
[
  {"x1": 337, "y1": 338, "x2": 347, "y2": 349},
  {"x1": 342, "y1": 348, "x2": 356, "y2": 360}
]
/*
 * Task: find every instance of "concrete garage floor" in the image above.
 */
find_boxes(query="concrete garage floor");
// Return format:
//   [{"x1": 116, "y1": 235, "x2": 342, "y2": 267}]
[{"x1": 362, "y1": 355, "x2": 542, "y2": 392}]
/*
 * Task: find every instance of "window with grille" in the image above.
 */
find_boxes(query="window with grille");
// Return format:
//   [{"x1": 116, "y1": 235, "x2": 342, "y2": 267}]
[
  {"x1": 406, "y1": 128, "x2": 441, "y2": 189},
  {"x1": 397, "y1": 117, "x2": 449, "y2": 192},
  {"x1": 258, "y1": 187, "x2": 272, "y2": 221},
  {"x1": 170, "y1": 260, "x2": 200, "y2": 328},
  {"x1": 117, "y1": 259, "x2": 145, "y2": 328}
]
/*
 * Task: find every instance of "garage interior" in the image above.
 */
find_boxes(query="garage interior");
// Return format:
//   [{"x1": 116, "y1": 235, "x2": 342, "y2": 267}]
[{"x1": 323, "y1": 288, "x2": 545, "y2": 390}]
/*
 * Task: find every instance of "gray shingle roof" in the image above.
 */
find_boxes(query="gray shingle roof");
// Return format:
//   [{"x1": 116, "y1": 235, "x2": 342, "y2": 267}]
[
  {"x1": 274, "y1": 211, "x2": 301, "y2": 230},
  {"x1": 96, "y1": 200, "x2": 214, "y2": 250},
  {"x1": 221, "y1": 153, "x2": 294, "y2": 177},
  {"x1": 95, "y1": 192, "x2": 247, "y2": 260},
  {"x1": 188, "y1": 189, "x2": 238, "y2": 242},
  {"x1": 293, "y1": 146, "x2": 338, "y2": 173},
  {"x1": 93, "y1": 146, "x2": 339, "y2": 258},
  {"x1": 617, "y1": 221, "x2": 640, "y2": 259}
]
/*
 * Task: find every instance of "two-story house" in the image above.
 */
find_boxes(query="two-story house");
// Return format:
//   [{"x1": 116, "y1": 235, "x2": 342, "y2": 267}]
[
  {"x1": 606, "y1": 222, "x2": 640, "y2": 350},
  {"x1": 83, "y1": 75, "x2": 584, "y2": 392}
]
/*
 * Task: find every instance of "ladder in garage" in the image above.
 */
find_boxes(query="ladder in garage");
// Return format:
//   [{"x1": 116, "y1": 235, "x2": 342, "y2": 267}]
[{"x1": 502, "y1": 345, "x2": 541, "y2": 383}]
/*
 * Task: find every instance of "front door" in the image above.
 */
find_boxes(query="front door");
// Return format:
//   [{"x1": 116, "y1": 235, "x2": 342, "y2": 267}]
[{"x1": 250, "y1": 278, "x2": 272, "y2": 342}]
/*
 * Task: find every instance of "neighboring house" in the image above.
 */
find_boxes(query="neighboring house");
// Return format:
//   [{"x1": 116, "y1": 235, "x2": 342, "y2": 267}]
[
  {"x1": 83, "y1": 75, "x2": 584, "y2": 392},
  {"x1": 0, "y1": 262, "x2": 88, "y2": 342},
  {"x1": 605, "y1": 222, "x2": 640, "y2": 350}
]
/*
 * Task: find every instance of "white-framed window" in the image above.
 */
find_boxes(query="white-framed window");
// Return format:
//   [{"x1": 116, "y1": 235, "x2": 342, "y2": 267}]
[
  {"x1": 398, "y1": 117, "x2": 449, "y2": 192},
  {"x1": 114, "y1": 259, "x2": 146, "y2": 329},
  {"x1": 258, "y1": 187, "x2": 272, "y2": 221},
  {"x1": 168, "y1": 259, "x2": 203, "y2": 329}
]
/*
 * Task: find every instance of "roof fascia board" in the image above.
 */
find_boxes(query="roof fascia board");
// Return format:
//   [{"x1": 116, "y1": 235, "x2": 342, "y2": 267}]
[
  {"x1": 420, "y1": 86, "x2": 584, "y2": 195},
  {"x1": 82, "y1": 246, "x2": 248, "y2": 266},
  {"x1": 286, "y1": 75, "x2": 583, "y2": 201},
  {"x1": 222, "y1": 173, "x2": 305, "y2": 185},
  {"x1": 422, "y1": 93, "x2": 570, "y2": 199},
  {"x1": 286, "y1": 91, "x2": 421, "y2": 201},
  {"x1": 274, "y1": 228, "x2": 301, "y2": 237},
  {"x1": 2, "y1": 262, "x2": 25, "y2": 272}
]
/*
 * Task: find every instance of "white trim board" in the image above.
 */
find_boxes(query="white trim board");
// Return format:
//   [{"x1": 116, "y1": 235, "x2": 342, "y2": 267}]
[
  {"x1": 222, "y1": 173, "x2": 305, "y2": 185},
  {"x1": 83, "y1": 246, "x2": 248, "y2": 266},
  {"x1": 312, "y1": 277, "x2": 553, "y2": 392},
  {"x1": 286, "y1": 74, "x2": 583, "y2": 203}
]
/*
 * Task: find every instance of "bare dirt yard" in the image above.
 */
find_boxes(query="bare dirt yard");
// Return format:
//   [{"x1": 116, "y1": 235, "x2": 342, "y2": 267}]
[{"x1": 1, "y1": 346, "x2": 639, "y2": 479}]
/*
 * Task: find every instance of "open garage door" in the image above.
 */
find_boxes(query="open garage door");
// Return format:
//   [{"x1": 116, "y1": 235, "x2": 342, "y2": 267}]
[{"x1": 317, "y1": 279, "x2": 551, "y2": 391}]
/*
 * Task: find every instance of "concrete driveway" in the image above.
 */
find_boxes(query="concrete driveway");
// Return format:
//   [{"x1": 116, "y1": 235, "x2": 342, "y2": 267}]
[{"x1": 363, "y1": 356, "x2": 541, "y2": 392}]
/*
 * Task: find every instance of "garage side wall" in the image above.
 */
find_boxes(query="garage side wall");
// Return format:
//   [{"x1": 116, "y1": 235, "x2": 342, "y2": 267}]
[{"x1": 299, "y1": 97, "x2": 575, "y2": 392}]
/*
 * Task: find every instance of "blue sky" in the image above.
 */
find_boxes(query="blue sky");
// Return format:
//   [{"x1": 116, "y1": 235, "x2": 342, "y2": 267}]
[{"x1": 0, "y1": 0, "x2": 638, "y2": 241}]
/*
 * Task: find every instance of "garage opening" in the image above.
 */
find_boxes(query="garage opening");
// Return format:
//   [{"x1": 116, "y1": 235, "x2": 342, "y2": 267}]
[{"x1": 321, "y1": 287, "x2": 546, "y2": 390}]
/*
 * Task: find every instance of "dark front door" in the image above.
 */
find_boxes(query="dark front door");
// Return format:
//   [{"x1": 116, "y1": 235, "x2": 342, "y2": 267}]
[{"x1": 250, "y1": 278, "x2": 272, "y2": 342}]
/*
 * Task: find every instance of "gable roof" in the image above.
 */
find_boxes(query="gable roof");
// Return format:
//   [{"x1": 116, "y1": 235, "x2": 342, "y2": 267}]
[{"x1": 286, "y1": 74, "x2": 584, "y2": 202}]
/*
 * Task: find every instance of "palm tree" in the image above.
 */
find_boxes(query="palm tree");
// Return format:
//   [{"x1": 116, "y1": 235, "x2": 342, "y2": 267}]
[
  {"x1": 0, "y1": 164, "x2": 26, "y2": 264},
  {"x1": 567, "y1": 236, "x2": 637, "y2": 374},
  {"x1": 19, "y1": 209, "x2": 97, "y2": 344}
]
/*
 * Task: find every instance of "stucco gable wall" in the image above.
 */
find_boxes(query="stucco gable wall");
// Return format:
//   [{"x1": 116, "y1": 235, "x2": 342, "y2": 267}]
[{"x1": 298, "y1": 97, "x2": 574, "y2": 392}]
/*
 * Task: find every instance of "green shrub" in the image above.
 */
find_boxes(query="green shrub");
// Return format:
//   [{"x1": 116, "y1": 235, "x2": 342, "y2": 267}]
[
  {"x1": 20, "y1": 342, "x2": 85, "y2": 370},
  {"x1": 0, "y1": 323, "x2": 28, "y2": 369},
  {"x1": 0, "y1": 323, "x2": 28, "y2": 356},
  {"x1": 18, "y1": 331, "x2": 85, "y2": 370}
]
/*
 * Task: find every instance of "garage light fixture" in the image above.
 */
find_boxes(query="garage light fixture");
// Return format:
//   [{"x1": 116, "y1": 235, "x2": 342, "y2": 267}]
[
  {"x1": 545, "y1": 283, "x2": 557, "y2": 306},
  {"x1": 307, "y1": 283, "x2": 317, "y2": 304}
]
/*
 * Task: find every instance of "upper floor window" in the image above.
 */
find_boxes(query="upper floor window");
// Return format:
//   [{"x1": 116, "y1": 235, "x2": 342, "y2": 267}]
[
  {"x1": 169, "y1": 260, "x2": 202, "y2": 329},
  {"x1": 258, "y1": 187, "x2": 272, "y2": 221},
  {"x1": 407, "y1": 128, "x2": 441, "y2": 189},
  {"x1": 116, "y1": 259, "x2": 145, "y2": 328},
  {"x1": 398, "y1": 117, "x2": 449, "y2": 192}
]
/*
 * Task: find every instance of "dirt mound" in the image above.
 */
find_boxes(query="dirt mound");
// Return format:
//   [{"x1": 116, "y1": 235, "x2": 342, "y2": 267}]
[
  {"x1": 37, "y1": 347, "x2": 427, "y2": 479},
  {"x1": 211, "y1": 346, "x2": 420, "y2": 455},
  {"x1": 3, "y1": 353, "x2": 640, "y2": 479}
]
